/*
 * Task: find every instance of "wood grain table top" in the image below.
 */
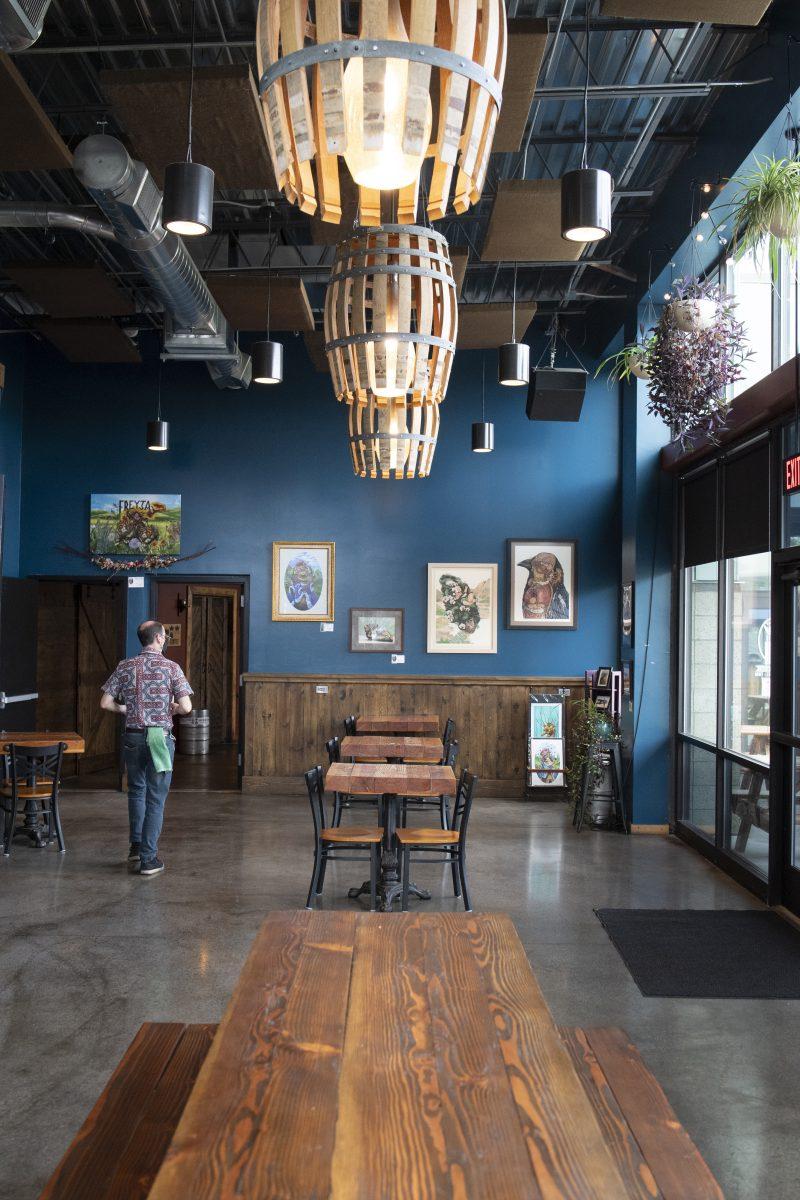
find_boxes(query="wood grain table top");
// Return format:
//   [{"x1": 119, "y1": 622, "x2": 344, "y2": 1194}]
[
  {"x1": 326, "y1": 762, "x2": 456, "y2": 797},
  {"x1": 340, "y1": 735, "x2": 443, "y2": 762},
  {"x1": 0, "y1": 731, "x2": 85, "y2": 754},
  {"x1": 355, "y1": 714, "x2": 440, "y2": 734},
  {"x1": 147, "y1": 911, "x2": 632, "y2": 1199}
]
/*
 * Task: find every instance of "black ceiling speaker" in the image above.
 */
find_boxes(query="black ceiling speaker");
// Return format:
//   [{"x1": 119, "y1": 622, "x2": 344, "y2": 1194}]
[{"x1": 526, "y1": 367, "x2": 587, "y2": 423}]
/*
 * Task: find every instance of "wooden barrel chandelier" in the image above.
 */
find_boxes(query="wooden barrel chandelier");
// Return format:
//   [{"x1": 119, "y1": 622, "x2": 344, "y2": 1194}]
[
  {"x1": 324, "y1": 224, "x2": 458, "y2": 479},
  {"x1": 255, "y1": 0, "x2": 507, "y2": 224}
]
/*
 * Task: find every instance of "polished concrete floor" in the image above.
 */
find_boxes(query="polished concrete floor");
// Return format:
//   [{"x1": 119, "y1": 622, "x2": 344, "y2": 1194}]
[{"x1": 1, "y1": 792, "x2": 798, "y2": 1200}]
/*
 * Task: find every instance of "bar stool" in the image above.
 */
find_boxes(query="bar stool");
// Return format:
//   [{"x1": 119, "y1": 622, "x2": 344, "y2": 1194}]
[
  {"x1": 2, "y1": 742, "x2": 67, "y2": 854},
  {"x1": 575, "y1": 740, "x2": 628, "y2": 834}
]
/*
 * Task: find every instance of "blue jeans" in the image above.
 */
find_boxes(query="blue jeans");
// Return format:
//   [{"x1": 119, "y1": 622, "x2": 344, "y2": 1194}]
[{"x1": 124, "y1": 730, "x2": 175, "y2": 862}]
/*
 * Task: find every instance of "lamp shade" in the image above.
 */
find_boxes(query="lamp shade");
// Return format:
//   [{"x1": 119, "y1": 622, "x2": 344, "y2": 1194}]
[
  {"x1": 252, "y1": 339, "x2": 283, "y2": 384},
  {"x1": 498, "y1": 341, "x2": 529, "y2": 387},
  {"x1": 162, "y1": 161, "x2": 214, "y2": 236},
  {"x1": 146, "y1": 419, "x2": 169, "y2": 451},
  {"x1": 561, "y1": 167, "x2": 613, "y2": 242},
  {"x1": 471, "y1": 421, "x2": 494, "y2": 453}
]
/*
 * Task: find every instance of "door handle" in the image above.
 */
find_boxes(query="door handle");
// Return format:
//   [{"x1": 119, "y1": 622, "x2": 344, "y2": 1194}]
[{"x1": 0, "y1": 692, "x2": 39, "y2": 709}]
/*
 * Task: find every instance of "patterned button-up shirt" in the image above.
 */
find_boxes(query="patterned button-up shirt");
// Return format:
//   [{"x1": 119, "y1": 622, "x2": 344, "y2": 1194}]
[{"x1": 102, "y1": 649, "x2": 193, "y2": 730}]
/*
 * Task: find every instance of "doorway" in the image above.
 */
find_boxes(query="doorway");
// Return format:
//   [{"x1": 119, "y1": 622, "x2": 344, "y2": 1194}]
[
  {"x1": 773, "y1": 557, "x2": 800, "y2": 914},
  {"x1": 36, "y1": 580, "x2": 126, "y2": 777},
  {"x1": 155, "y1": 578, "x2": 245, "y2": 790}
]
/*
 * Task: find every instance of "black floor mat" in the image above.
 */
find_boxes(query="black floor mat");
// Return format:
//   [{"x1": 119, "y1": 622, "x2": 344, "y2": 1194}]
[{"x1": 595, "y1": 908, "x2": 800, "y2": 998}]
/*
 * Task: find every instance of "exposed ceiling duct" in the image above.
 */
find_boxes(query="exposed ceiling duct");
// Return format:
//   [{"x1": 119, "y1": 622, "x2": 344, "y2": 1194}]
[
  {"x1": 72, "y1": 134, "x2": 251, "y2": 389},
  {"x1": 0, "y1": 201, "x2": 114, "y2": 240},
  {"x1": 0, "y1": 0, "x2": 53, "y2": 50}
]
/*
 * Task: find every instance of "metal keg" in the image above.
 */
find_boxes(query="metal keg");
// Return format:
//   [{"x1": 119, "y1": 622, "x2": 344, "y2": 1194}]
[{"x1": 178, "y1": 709, "x2": 210, "y2": 755}]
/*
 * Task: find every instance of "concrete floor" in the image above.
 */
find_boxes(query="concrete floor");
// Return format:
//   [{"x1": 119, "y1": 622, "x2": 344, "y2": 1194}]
[{"x1": 1, "y1": 792, "x2": 797, "y2": 1200}]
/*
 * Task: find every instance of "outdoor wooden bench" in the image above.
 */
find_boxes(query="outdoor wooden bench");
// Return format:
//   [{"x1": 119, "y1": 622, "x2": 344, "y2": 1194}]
[{"x1": 38, "y1": 1022, "x2": 216, "y2": 1200}]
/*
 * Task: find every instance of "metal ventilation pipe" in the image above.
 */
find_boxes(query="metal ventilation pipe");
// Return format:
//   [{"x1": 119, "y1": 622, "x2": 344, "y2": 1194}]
[
  {"x1": 0, "y1": 202, "x2": 114, "y2": 240},
  {"x1": 73, "y1": 134, "x2": 251, "y2": 389}
]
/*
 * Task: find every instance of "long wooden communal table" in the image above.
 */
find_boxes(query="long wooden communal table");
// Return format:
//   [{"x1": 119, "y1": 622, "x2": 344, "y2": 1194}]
[
  {"x1": 340, "y1": 735, "x2": 443, "y2": 763},
  {"x1": 355, "y1": 713, "x2": 440, "y2": 735},
  {"x1": 146, "y1": 910, "x2": 634, "y2": 1199},
  {"x1": 1, "y1": 731, "x2": 85, "y2": 846},
  {"x1": 326, "y1": 761, "x2": 455, "y2": 911}
]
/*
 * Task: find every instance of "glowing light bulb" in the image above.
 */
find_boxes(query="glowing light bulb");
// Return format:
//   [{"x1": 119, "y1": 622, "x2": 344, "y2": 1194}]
[
  {"x1": 664, "y1": 292, "x2": 672, "y2": 301},
  {"x1": 695, "y1": 233, "x2": 704, "y2": 243},
  {"x1": 701, "y1": 182, "x2": 712, "y2": 194},
  {"x1": 343, "y1": 56, "x2": 431, "y2": 191},
  {"x1": 700, "y1": 210, "x2": 710, "y2": 221}
]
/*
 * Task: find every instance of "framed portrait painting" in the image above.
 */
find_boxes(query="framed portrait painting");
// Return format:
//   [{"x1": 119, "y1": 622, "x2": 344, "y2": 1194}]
[
  {"x1": 350, "y1": 608, "x2": 404, "y2": 653},
  {"x1": 507, "y1": 540, "x2": 577, "y2": 629},
  {"x1": 621, "y1": 581, "x2": 634, "y2": 641},
  {"x1": 427, "y1": 563, "x2": 498, "y2": 653},
  {"x1": 272, "y1": 541, "x2": 334, "y2": 621}
]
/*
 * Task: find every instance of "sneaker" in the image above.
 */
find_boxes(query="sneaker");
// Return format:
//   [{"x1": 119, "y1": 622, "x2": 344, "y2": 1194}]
[
  {"x1": 128, "y1": 842, "x2": 142, "y2": 862},
  {"x1": 140, "y1": 857, "x2": 165, "y2": 877}
]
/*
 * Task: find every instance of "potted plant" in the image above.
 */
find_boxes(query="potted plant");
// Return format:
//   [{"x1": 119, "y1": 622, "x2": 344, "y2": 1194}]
[
  {"x1": 647, "y1": 276, "x2": 750, "y2": 446},
  {"x1": 667, "y1": 276, "x2": 717, "y2": 332},
  {"x1": 729, "y1": 154, "x2": 800, "y2": 276},
  {"x1": 567, "y1": 699, "x2": 617, "y2": 826},
  {"x1": 596, "y1": 331, "x2": 656, "y2": 383}
]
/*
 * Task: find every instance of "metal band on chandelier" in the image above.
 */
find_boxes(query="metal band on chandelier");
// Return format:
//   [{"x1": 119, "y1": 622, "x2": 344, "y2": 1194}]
[{"x1": 255, "y1": 0, "x2": 507, "y2": 223}]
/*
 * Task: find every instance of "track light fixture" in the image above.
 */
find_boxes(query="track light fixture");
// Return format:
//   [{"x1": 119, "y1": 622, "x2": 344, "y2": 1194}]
[
  {"x1": 162, "y1": 0, "x2": 214, "y2": 236},
  {"x1": 561, "y1": 8, "x2": 613, "y2": 243}
]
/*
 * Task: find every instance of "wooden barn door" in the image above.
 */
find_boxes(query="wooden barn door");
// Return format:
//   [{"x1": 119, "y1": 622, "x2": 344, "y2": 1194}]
[
  {"x1": 185, "y1": 584, "x2": 240, "y2": 743},
  {"x1": 77, "y1": 582, "x2": 125, "y2": 772}
]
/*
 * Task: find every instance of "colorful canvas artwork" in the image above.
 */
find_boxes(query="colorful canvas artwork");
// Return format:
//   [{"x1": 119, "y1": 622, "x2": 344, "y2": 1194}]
[
  {"x1": 531, "y1": 702, "x2": 562, "y2": 739},
  {"x1": 272, "y1": 541, "x2": 334, "y2": 621},
  {"x1": 427, "y1": 563, "x2": 498, "y2": 653},
  {"x1": 507, "y1": 540, "x2": 577, "y2": 629},
  {"x1": 529, "y1": 738, "x2": 564, "y2": 786},
  {"x1": 89, "y1": 495, "x2": 181, "y2": 555}
]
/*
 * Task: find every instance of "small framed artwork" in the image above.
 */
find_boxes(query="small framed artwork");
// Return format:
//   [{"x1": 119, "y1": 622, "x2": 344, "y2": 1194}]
[
  {"x1": 272, "y1": 541, "x2": 335, "y2": 622},
  {"x1": 350, "y1": 608, "x2": 404, "y2": 653},
  {"x1": 622, "y1": 659, "x2": 633, "y2": 703},
  {"x1": 427, "y1": 563, "x2": 498, "y2": 653},
  {"x1": 595, "y1": 667, "x2": 612, "y2": 690},
  {"x1": 621, "y1": 581, "x2": 634, "y2": 641},
  {"x1": 507, "y1": 540, "x2": 577, "y2": 629},
  {"x1": 594, "y1": 695, "x2": 611, "y2": 711},
  {"x1": 531, "y1": 700, "x2": 563, "y2": 739},
  {"x1": 529, "y1": 738, "x2": 565, "y2": 787}
]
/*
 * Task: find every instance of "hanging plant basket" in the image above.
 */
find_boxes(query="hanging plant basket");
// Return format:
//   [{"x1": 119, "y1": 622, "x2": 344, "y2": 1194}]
[
  {"x1": 596, "y1": 335, "x2": 655, "y2": 384},
  {"x1": 728, "y1": 154, "x2": 800, "y2": 276},
  {"x1": 670, "y1": 295, "x2": 717, "y2": 333}
]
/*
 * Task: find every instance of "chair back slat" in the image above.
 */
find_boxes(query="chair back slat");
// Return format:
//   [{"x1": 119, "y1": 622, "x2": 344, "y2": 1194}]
[
  {"x1": 444, "y1": 740, "x2": 459, "y2": 769},
  {"x1": 442, "y1": 717, "x2": 456, "y2": 751},
  {"x1": 453, "y1": 768, "x2": 477, "y2": 843},
  {"x1": 304, "y1": 765, "x2": 327, "y2": 839},
  {"x1": 343, "y1": 714, "x2": 357, "y2": 737},
  {"x1": 8, "y1": 742, "x2": 65, "y2": 791},
  {"x1": 325, "y1": 736, "x2": 341, "y2": 765}
]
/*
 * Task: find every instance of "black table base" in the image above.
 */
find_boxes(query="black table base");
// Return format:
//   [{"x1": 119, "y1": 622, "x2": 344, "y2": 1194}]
[{"x1": 348, "y1": 789, "x2": 431, "y2": 912}]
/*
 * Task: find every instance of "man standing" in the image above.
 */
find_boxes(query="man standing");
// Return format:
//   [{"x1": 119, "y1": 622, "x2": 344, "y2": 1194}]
[{"x1": 100, "y1": 620, "x2": 193, "y2": 876}]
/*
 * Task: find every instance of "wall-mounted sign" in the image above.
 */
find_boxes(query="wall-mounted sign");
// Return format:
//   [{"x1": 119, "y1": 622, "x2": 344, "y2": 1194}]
[
  {"x1": 785, "y1": 455, "x2": 800, "y2": 495},
  {"x1": 163, "y1": 623, "x2": 182, "y2": 646},
  {"x1": 90, "y1": 494, "x2": 181, "y2": 555}
]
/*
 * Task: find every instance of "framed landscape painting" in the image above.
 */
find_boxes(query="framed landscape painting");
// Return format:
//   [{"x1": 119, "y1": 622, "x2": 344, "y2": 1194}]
[
  {"x1": 507, "y1": 539, "x2": 577, "y2": 629},
  {"x1": 427, "y1": 563, "x2": 498, "y2": 654},
  {"x1": 89, "y1": 494, "x2": 181, "y2": 555},
  {"x1": 272, "y1": 541, "x2": 334, "y2": 621},
  {"x1": 350, "y1": 608, "x2": 404, "y2": 653}
]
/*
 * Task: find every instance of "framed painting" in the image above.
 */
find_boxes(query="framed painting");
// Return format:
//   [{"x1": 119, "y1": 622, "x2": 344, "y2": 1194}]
[
  {"x1": 350, "y1": 608, "x2": 404, "y2": 653},
  {"x1": 427, "y1": 563, "x2": 498, "y2": 654},
  {"x1": 90, "y1": 494, "x2": 181, "y2": 555},
  {"x1": 272, "y1": 541, "x2": 335, "y2": 622},
  {"x1": 621, "y1": 581, "x2": 634, "y2": 641},
  {"x1": 507, "y1": 539, "x2": 577, "y2": 629},
  {"x1": 529, "y1": 738, "x2": 565, "y2": 787}
]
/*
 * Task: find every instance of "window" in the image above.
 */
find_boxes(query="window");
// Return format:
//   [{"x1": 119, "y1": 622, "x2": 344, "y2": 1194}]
[
  {"x1": 683, "y1": 563, "x2": 718, "y2": 743},
  {"x1": 725, "y1": 760, "x2": 769, "y2": 877},
  {"x1": 683, "y1": 742, "x2": 717, "y2": 839},
  {"x1": 724, "y1": 552, "x2": 771, "y2": 763},
  {"x1": 728, "y1": 247, "x2": 774, "y2": 396}
]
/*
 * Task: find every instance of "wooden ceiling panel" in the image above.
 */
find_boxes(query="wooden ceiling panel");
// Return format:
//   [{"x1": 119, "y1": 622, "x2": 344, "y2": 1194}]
[
  {"x1": 303, "y1": 331, "x2": 330, "y2": 372},
  {"x1": 3, "y1": 262, "x2": 135, "y2": 318},
  {"x1": 100, "y1": 65, "x2": 276, "y2": 190},
  {"x1": 481, "y1": 180, "x2": 586, "y2": 263},
  {"x1": 33, "y1": 319, "x2": 142, "y2": 363},
  {"x1": 0, "y1": 53, "x2": 72, "y2": 172},
  {"x1": 601, "y1": 0, "x2": 770, "y2": 23},
  {"x1": 450, "y1": 249, "x2": 469, "y2": 298},
  {"x1": 457, "y1": 302, "x2": 537, "y2": 349},
  {"x1": 205, "y1": 274, "x2": 314, "y2": 331},
  {"x1": 493, "y1": 20, "x2": 548, "y2": 154}
]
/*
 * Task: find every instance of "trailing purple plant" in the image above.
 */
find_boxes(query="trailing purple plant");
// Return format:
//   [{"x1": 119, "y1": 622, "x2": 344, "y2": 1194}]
[{"x1": 646, "y1": 276, "x2": 752, "y2": 447}]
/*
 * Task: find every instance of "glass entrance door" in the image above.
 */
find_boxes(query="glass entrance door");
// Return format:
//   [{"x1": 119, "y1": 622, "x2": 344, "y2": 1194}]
[{"x1": 775, "y1": 565, "x2": 800, "y2": 914}]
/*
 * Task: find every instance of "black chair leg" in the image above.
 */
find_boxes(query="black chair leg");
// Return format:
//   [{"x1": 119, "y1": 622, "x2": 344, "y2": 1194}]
[
  {"x1": 458, "y1": 850, "x2": 472, "y2": 912},
  {"x1": 51, "y1": 789, "x2": 66, "y2": 852},
  {"x1": 401, "y1": 849, "x2": 411, "y2": 911},
  {"x1": 450, "y1": 850, "x2": 461, "y2": 898},
  {"x1": 2, "y1": 809, "x2": 11, "y2": 856},
  {"x1": 439, "y1": 794, "x2": 450, "y2": 829},
  {"x1": 306, "y1": 847, "x2": 322, "y2": 908},
  {"x1": 316, "y1": 851, "x2": 328, "y2": 895},
  {"x1": 369, "y1": 844, "x2": 378, "y2": 912},
  {"x1": 332, "y1": 793, "x2": 342, "y2": 827},
  {"x1": 3, "y1": 793, "x2": 18, "y2": 856}
]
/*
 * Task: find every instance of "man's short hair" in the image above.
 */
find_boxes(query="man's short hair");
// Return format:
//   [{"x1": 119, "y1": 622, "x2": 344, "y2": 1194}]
[{"x1": 137, "y1": 620, "x2": 165, "y2": 647}]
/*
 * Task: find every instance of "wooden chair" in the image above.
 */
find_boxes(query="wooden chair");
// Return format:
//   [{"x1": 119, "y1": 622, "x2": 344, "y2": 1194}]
[
  {"x1": 343, "y1": 714, "x2": 357, "y2": 737},
  {"x1": 2, "y1": 741, "x2": 66, "y2": 855},
  {"x1": 401, "y1": 740, "x2": 459, "y2": 829},
  {"x1": 325, "y1": 736, "x2": 380, "y2": 827},
  {"x1": 304, "y1": 766, "x2": 382, "y2": 911},
  {"x1": 397, "y1": 768, "x2": 477, "y2": 912}
]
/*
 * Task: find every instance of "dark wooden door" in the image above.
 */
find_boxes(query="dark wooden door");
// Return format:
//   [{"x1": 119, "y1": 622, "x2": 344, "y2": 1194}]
[
  {"x1": 0, "y1": 578, "x2": 38, "y2": 732},
  {"x1": 77, "y1": 583, "x2": 124, "y2": 772},
  {"x1": 186, "y1": 586, "x2": 239, "y2": 743}
]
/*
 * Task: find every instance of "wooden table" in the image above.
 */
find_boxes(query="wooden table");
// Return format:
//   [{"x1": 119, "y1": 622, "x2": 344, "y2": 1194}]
[
  {"x1": 356, "y1": 714, "x2": 440, "y2": 735},
  {"x1": 340, "y1": 735, "x2": 443, "y2": 763},
  {"x1": 326, "y1": 762, "x2": 455, "y2": 911},
  {"x1": 147, "y1": 910, "x2": 632, "y2": 1199},
  {"x1": 1, "y1": 731, "x2": 84, "y2": 846}
]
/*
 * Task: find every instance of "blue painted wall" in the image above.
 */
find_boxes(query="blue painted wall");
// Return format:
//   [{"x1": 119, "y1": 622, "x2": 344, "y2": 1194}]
[
  {"x1": 0, "y1": 332, "x2": 26, "y2": 578},
  {"x1": 18, "y1": 333, "x2": 621, "y2": 676}
]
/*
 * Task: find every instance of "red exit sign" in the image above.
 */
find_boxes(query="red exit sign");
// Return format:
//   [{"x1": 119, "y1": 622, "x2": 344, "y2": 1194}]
[{"x1": 786, "y1": 455, "x2": 800, "y2": 494}]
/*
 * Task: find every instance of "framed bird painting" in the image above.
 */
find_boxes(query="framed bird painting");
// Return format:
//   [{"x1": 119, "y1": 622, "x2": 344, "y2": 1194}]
[{"x1": 507, "y1": 540, "x2": 577, "y2": 630}]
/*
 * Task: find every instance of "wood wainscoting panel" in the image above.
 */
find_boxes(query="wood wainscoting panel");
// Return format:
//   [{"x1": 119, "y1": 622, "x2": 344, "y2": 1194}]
[{"x1": 242, "y1": 674, "x2": 583, "y2": 797}]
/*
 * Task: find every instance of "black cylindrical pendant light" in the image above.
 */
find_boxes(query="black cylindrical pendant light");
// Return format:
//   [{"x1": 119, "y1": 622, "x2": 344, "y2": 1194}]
[
  {"x1": 471, "y1": 421, "x2": 494, "y2": 452},
  {"x1": 146, "y1": 418, "x2": 169, "y2": 451},
  {"x1": 498, "y1": 262, "x2": 530, "y2": 387},
  {"x1": 162, "y1": 0, "x2": 214, "y2": 237},
  {"x1": 560, "y1": 7, "x2": 613, "y2": 244},
  {"x1": 253, "y1": 209, "x2": 283, "y2": 385}
]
